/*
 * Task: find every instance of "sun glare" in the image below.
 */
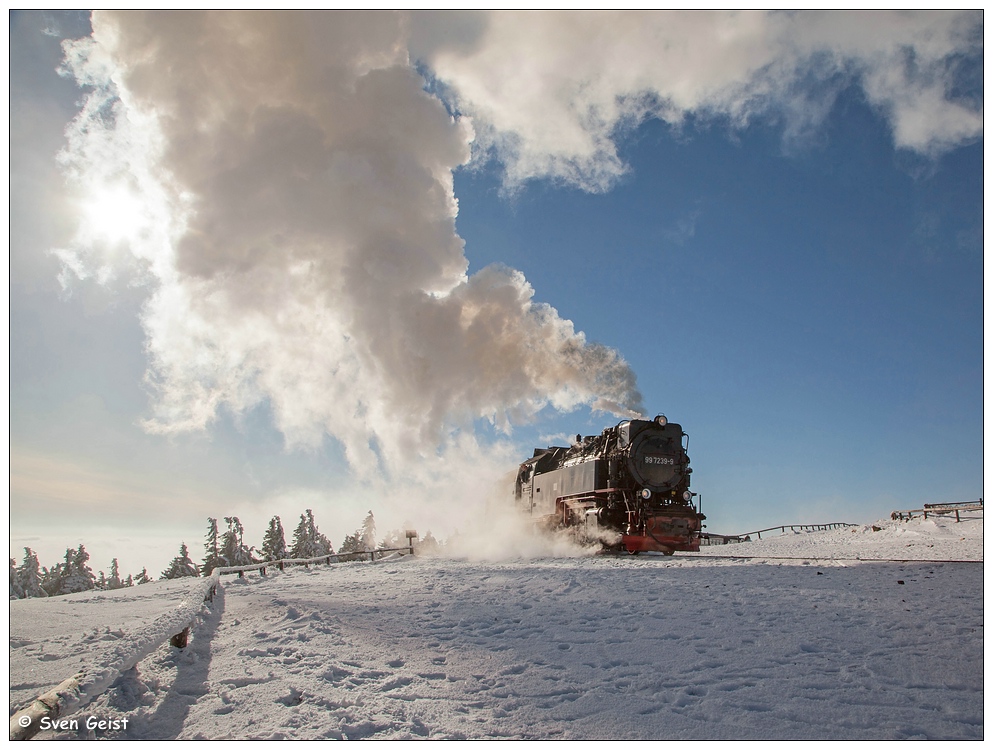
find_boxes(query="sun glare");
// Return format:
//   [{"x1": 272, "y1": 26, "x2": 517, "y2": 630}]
[{"x1": 80, "y1": 183, "x2": 147, "y2": 244}]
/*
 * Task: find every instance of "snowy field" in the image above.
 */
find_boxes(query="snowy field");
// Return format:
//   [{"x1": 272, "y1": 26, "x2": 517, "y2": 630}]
[{"x1": 9, "y1": 515, "x2": 983, "y2": 740}]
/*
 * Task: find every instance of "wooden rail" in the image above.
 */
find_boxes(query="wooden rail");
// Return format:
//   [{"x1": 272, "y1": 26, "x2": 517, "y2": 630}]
[
  {"x1": 10, "y1": 545, "x2": 416, "y2": 740},
  {"x1": 9, "y1": 573, "x2": 221, "y2": 741},
  {"x1": 891, "y1": 501, "x2": 983, "y2": 522},
  {"x1": 738, "y1": 523, "x2": 858, "y2": 541},
  {"x1": 216, "y1": 544, "x2": 416, "y2": 579}
]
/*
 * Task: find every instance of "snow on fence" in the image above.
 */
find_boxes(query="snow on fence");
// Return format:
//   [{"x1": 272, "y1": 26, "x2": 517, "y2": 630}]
[
  {"x1": 891, "y1": 500, "x2": 983, "y2": 522},
  {"x1": 216, "y1": 542, "x2": 417, "y2": 580},
  {"x1": 9, "y1": 543, "x2": 418, "y2": 740},
  {"x1": 9, "y1": 573, "x2": 221, "y2": 741},
  {"x1": 701, "y1": 523, "x2": 859, "y2": 545}
]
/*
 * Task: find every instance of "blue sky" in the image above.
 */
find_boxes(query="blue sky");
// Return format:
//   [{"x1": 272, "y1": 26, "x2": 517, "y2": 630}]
[{"x1": 9, "y1": 11, "x2": 984, "y2": 575}]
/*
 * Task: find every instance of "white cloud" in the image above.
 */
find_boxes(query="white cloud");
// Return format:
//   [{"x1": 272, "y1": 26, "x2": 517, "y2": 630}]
[{"x1": 421, "y1": 10, "x2": 982, "y2": 189}]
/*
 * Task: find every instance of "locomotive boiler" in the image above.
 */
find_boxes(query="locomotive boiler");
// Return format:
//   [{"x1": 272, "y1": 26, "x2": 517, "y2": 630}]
[{"x1": 514, "y1": 415, "x2": 704, "y2": 554}]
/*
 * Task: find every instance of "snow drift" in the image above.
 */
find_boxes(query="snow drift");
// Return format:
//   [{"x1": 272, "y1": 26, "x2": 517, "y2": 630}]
[{"x1": 9, "y1": 515, "x2": 983, "y2": 740}]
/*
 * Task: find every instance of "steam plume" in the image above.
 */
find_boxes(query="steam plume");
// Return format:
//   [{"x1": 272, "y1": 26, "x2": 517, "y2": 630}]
[
  {"x1": 56, "y1": 11, "x2": 981, "y2": 486},
  {"x1": 57, "y1": 11, "x2": 643, "y2": 481}
]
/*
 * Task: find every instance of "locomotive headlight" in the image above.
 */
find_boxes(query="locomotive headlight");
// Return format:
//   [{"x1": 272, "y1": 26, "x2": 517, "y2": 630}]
[
  {"x1": 655, "y1": 415, "x2": 667, "y2": 427},
  {"x1": 641, "y1": 488, "x2": 652, "y2": 500},
  {"x1": 683, "y1": 490, "x2": 694, "y2": 502}
]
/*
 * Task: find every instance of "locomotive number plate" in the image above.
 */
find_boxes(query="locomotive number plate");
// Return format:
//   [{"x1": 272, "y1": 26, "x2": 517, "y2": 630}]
[{"x1": 644, "y1": 455, "x2": 676, "y2": 465}]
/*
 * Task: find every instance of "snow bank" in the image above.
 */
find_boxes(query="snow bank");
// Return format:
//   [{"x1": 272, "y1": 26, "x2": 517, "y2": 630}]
[
  {"x1": 9, "y1": 515, "x2": 983, "y2": 740},
  {"x1": 9, "y1": 575, "x2": 218, "y2": 738},
  {"x1": 696, "y1": 515, "x2": 983, "y2": 561}
]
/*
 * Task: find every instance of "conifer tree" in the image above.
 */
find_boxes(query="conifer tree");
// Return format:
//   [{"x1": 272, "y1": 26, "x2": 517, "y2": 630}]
[
  {"x1": 107, "y1": 558, "x2": 123, "y2": 591},
  {"x1": 135, "y1": 567, "x2": 152, "y2": 585},
  {"x1": 220, "y1": 517, "x2": 256, "y2": 567},
  {"x1": 378, "y1": 529, "x2": 403, "y2": 550},
  {"x1": 417, "y1": 530, "x2": 441, "y2": 556},
  {"x1": 18, "y1": 548, "x2": 47, "y2": 598},
  {"x1": 61, "y1": 545, "x2": 96, "y2": 595},
  {"x1": 161, "y1": 542, "x2": 201, "y2": 579},
  {"x1": 10, "y1": 558, "x2": 24, "y2": 599},
  {"x1": 202, "y1": 518, "x2": 222, "y2": 575},
  {"x1": 261, "y1": 516, "x2": 288, "y2": 562},
  {"x1": 124, "y1": 573, "x2": 134, "y2": 587},
  {"x1": 361, "y1": 511, "x2": 377, "y2": 552},
  {"x1": 41, "y1": 563, "x2": 64, "y2": 597},
  {"x1": 337, "y1": 530, "x2": 363, "y2": 559},
  {"x1": 290, "y1": 510, "x2": 331, "y2": 559},
  {"x1": 290, "y1": 513, "x2": 310, "y2": 559}
]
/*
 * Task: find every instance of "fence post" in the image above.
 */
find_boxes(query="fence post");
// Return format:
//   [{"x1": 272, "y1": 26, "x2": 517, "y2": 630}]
[{"x1": 170, "y1": 627, "x2": 190, "y2": 649}]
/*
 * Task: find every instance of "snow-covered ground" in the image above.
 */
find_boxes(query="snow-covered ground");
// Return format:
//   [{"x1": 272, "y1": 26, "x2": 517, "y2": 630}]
[{"x1": 9, "y1": 515, "x2": 983, "y2": 740}]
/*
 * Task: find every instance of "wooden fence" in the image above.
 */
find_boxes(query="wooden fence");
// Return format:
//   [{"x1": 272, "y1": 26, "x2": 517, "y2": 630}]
[
  {"x1": 9, "y1": 545, "x2": 414, "y2": 740},
  {"x1": 701, "y1": 522, "x2": 858, "y2": 545},
  {"x1": 890, "y1": 499, "x2": 983, "y2": 522}
]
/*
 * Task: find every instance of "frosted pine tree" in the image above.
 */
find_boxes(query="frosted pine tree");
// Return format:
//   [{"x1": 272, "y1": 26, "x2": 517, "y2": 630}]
[
  {"x1": 416, "y1": 530, "x2": 441, "y2": 556},
  {"x1": 41, "y1": 563, "x2": 64, "y2": 597},
  {"x1": 310, "y1": 511, "x2": 333, "y2": 556},
  {"x1": 261, "y1": 516, "x2": 288, "y2": 562},
  {"x1": 161, "y1": 542, "x2": 201, "y2": 579},
  {"x1": 378, "y1": 529, "x2": 403, "y2": 551},
  {"x1": 19, "y1": 549, "x2": 47, "y2": 598},
  {"x1": 220, "y1": 517, "x2": 256, "y2": 567},
  {"x1": 107, "y1": 558, "x2": 123, "y2": 590},
  {"x1": 61, "y1": 545, "x2": 96, "y2": 595},
  {"x1": 202, "y1": 518, "x2": 223, "y2": 575},
  {"x1": 290, "y1": 510, "x2": 332, "y2": 559},
  {"x1": 361, "y1": 511, "x2": 377, "y2": 552},
  {"x1": 10, "y1": 558, "x2": 24, "y2": 599},
  {"x1": 135, "y1": 567, "x2": 152, "y2": 585},
  {"x1": 338, "y1": 530, "x2": 362, "y2": 557}
]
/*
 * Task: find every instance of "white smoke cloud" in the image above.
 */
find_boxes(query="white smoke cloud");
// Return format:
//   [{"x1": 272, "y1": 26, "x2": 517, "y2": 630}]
[
  {"x1": 55, "y1": 11, "x2": 981, "y2": 498},
  {"x1": 421, "y1": 10, "x2": 982, "y2": 191},
  {"x1": 56, "y1": 11, "x2": 644, "y2": 487}
]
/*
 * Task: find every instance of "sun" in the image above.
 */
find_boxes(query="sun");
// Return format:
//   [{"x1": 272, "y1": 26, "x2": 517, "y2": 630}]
[{"x1": 79, "y1": 182, "x2": 147, "y2": 245}]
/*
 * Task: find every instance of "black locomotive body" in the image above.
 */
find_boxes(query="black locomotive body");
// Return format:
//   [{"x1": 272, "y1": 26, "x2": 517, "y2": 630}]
[{"x1": 514, "y1": 415, "x2": 704, "y2": 554}]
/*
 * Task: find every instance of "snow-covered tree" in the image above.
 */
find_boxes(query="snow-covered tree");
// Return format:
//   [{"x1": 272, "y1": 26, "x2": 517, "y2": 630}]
[
  {"x1": 261, "y1": 516, "x2": 288, "y2": 562},
  {"x1": 337, "y1": 530, "x2": 363, "y2": 560},
  {"x1": 61, "y1": 545, "x2": 96, "y2": 595},
  {"x1": 202, "y1": 518, "x2": 223, "y2": 575},
  {"x1": 361, "y1": 511, "x2": 376, "y2": 552},
  {"x1": 10, "y1": 558, "x2": 24, "y2": 599},
  {"x1": 134, "y1": 567, "x2": 152, "y2": 585},
  {"x1": 290, "y1": 510, "x2": 332, "y2": 559},
  {"x1": 378, "y1": 529, "x2": 404, "y2": 551},
  {"x1": 41, "y1": 564, "x2": 64, "y2": 597},
  {"x1": 220, "y1": 517, "x2": 256, "y2": 567},
  {"x1": 96, "y1": 570, "x2": 107, "y2": 590},
  {"x1": 416, "y1": 531, "x2": 441, "y2": 556},
  {"x1": 107, "y1": 558, "x2": 123, "y2": 591},
  {"x1": 17, "y1": 549, "x2": 47, "y2": 598},
  {"x1": 161, "y1": 542, "x2": 200, "y2": 579},
  {"x1": 124, "y1": 573, "x2": 134, "y2": 588}
]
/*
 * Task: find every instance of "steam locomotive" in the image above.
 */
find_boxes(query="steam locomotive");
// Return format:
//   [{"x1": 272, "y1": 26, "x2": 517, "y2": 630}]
[{"x1": 514, "y1": 415, "x2": 704, "y2": 554}]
